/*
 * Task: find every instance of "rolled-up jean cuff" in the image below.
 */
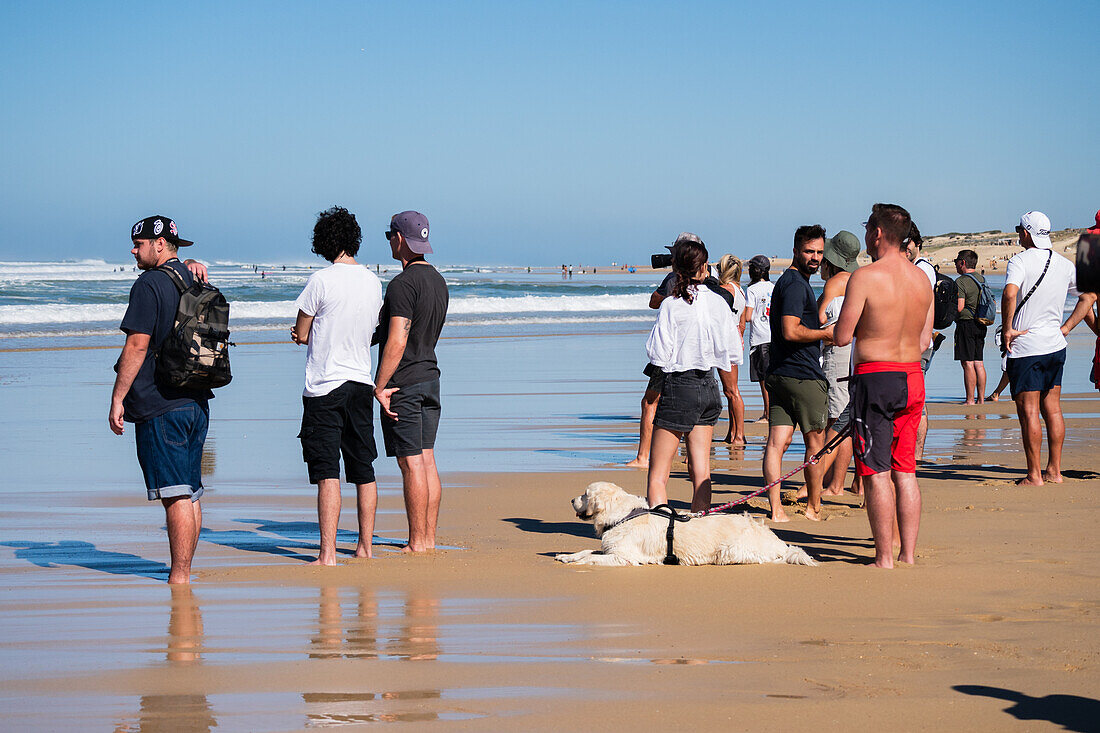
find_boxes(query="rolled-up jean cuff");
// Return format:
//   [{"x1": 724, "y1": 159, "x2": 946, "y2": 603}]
[{"x1": 149, "y1": 484, "x2": 204, "y2": 502}]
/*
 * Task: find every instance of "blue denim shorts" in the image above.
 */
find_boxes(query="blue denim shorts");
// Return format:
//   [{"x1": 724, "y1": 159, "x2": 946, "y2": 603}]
[
  {"x1": 134, "y1": 402, "x2": 209, "y2": 502},
  {"x1": 653, "y1": 370, "x2": 722, "y2": 433}
]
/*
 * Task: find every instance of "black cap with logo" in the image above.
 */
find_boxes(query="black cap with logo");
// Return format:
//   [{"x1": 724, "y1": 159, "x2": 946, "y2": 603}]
[{"x1": 130, "y1": 216, "x2": 193, "y2": 247}]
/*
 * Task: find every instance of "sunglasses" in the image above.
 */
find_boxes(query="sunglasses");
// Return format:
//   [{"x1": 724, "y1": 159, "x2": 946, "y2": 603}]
[
  {"x1": 384, "y1": 230, "x2": 396, "y2": 240},
  {"x1": 1015, "y1": 225, "x2": 1024, "y2": 233}
]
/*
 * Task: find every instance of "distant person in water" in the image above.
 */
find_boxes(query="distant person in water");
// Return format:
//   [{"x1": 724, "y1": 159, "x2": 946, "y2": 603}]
[
  {"x1": 835, "y1": 203, "x2": 933, "y2": 568},
  {"x1": 291, "y1": 206, "x2": 383, "y2": 565}
]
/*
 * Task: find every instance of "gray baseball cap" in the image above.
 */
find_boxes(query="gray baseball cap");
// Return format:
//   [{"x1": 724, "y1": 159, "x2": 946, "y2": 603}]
[
  {"x1": 747, "y1": 254, "x2": 771, "y2": 271},
  {"x1": 389, "y1": 210, "x2": 432, "y2": 254},
  {"x1": 824, "y1": 230, "x2": 860, "y2": 272}
]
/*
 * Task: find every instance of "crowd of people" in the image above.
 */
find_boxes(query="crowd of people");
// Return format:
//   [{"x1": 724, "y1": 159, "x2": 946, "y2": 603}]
[
  {"x1": 110, "y1": 208, "x2": 448, "y2": 584},
  {"x1": 636, "y1": 205, "x2": 1098, "y2": 568},
  {"x1": 107, "y1": 204, "x2": 1099, "y2": 582}
]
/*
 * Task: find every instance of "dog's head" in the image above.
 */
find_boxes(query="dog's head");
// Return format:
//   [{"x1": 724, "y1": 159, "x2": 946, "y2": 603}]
[{"x1": 571, "y1": 482, "x2": 647, "y2": 537}]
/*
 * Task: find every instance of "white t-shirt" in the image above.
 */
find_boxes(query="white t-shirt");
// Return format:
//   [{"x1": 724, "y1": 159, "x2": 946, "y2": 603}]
[
  {"x1": 294, "y1": 263, "x2": 384, "y2": 397},
  {"x1": 1004, "y1": 248, "x2": 1077, "y2": 359},
  {"x1": 728, "y1": 284, "x2": 746, "y2": 366},
  {"x1": 745, "y1": 280, "x2": 774, "y2": 349},
  {"x1": 646, "y1": 287, "x2": 738, "y2": 372},
  {"x1": 914, "y1": 257, "x2": 937, "y2": 288}
]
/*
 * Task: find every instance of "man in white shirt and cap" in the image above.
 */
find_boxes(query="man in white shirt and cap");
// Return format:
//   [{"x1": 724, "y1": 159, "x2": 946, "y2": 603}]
[{"x1": 1003, "y1": 211, "x2": 1093, "y2": 485}]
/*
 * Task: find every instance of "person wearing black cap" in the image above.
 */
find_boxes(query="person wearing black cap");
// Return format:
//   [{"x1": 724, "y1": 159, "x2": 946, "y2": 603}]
[
  {"x1": 109, "y1": 216, "x2": 212, "y2": 584},
  {"x1": 373, "y1": 211, "x2": 449, "y2": 552}
]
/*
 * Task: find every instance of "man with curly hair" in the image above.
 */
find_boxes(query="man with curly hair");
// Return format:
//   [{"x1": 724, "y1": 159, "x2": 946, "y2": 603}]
[
  {"x1": 374, "y1": 211, "x2": 449, "y2": 553},
  {"x1": 292, "y1": 206, "x2": 384, "y2": 564}
]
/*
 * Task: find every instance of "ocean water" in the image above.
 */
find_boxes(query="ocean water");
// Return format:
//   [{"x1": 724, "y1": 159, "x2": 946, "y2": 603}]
[
  {"x1": 1, "y1": 259, "x2": 1094, "y2": 478},
  {"x1": 0, "y1": 260, "x2": 657, "y2": 339}
]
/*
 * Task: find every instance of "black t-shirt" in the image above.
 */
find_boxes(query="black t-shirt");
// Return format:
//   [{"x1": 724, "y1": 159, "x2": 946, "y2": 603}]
[
  {"x1": 767, "y1": 268, "x2": 825, "y2": 380},
  {"x1": 118, "y1": 259, "x2": 212, "y2": 423},
  {"x1": 376, "y1": 262, "x2": 449, "y2": 387}
]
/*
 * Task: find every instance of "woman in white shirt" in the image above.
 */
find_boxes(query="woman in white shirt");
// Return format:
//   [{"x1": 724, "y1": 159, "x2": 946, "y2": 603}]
[
  {"x1": 645, "y1": 239, "x2": 738, "y2": 512},
  {"x1": 716, "y1": 254, "x2": 747, "y2": 446}
]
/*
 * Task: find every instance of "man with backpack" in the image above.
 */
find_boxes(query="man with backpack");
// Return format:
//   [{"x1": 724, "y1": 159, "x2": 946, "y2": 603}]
[
  {"x1": 953, "y1": 249, "x2": 992, "y2": 404},
  {"x1": 110, "y1": 216, "x2": 219, "y2": 584}
]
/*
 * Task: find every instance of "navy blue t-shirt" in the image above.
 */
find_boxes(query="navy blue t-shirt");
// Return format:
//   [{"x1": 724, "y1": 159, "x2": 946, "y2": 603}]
[
  {"x1": 118, "y1": 259, "x2": 212, "y2": 423},
  {"x1": 767, "y1": 268, "x2": 826, "y2": 380}
]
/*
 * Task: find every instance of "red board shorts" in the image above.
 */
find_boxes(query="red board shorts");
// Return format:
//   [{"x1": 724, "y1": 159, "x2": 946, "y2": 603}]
[{"x1": 850, "y1": 361, "x2": 925, "y2": 476}]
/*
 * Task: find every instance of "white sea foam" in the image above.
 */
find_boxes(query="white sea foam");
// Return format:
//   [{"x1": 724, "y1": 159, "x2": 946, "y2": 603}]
[{"x1": 0, "y1": 293, "x2": 649, "y2": 326}]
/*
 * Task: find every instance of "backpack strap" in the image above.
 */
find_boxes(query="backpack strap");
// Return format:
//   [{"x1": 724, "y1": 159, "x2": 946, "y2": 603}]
[
  {"x1": 961, "y1": 272, "x2": 983, "y2": 318},
  {"x1": 155, "y1": 260, "x2": 188, "y2": 294}
]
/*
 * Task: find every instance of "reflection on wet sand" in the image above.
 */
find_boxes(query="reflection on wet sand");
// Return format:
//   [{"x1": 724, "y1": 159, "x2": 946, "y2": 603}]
[
  {"x1": 305, "y1": 588, "x2": 445, "y2": 724},
  {"x1": 955, "y1": 413, "x2": 988, "y2": 460},
  {"x1": 117, "y1": 587, "x2": 214, "y2": 733}
]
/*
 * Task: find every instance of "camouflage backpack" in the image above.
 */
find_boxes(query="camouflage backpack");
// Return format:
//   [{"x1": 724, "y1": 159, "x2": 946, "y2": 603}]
[{"x1": 154, "y1": 264, "x2": 233, "y2": 389}]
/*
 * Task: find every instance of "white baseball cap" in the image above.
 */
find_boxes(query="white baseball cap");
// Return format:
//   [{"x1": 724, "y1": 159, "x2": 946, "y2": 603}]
[{"x1": 1018, "y1": 211, "x2": 1052, "y2": 249}]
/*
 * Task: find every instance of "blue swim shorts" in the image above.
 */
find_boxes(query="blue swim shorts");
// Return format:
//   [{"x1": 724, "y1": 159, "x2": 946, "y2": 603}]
[
  {"x1": 1007, "y1": 348, "x2": 1066, "y2": 397},
  {"x1": 134, "y1": 402, "x2": 208, "y2": 502}
]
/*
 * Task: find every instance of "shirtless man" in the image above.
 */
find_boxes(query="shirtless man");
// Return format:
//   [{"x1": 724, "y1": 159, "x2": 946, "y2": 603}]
[{"x1": 834, "y1": 204, "x2": 933, "y2": 568}]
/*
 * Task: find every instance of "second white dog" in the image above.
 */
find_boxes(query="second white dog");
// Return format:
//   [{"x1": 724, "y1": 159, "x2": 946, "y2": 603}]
[{"x1": 555, "y1": 482, "x2": 817, "y2": 567}]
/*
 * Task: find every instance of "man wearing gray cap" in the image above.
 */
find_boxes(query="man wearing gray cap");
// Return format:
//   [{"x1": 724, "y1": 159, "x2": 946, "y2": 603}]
[{"x1": 374, "y1": 211, "x2": 449, "y2": 551}]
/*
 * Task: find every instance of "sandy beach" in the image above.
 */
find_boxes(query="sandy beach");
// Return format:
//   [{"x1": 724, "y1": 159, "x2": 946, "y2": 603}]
[{"x1": 1, "y1": 322, "x2": 1098, "y2": 731}]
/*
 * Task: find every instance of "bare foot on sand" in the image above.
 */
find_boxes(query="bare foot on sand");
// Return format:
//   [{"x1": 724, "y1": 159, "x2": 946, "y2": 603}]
[
  {"x1": 401, "y1": 544, "x2": 434, "y2": 553},
  {"x1": 308, "y1": 556, "x2": 337, "y2": 566},
  {"x1": 753, "y1": 414, "x2": 768, "y2": 423},
  {"x1": 1043, "y1": 471, "x2": 1064, "y2": 484},
  {"x1": 803, "y1": 507, "x2": 822, "y2": 521},
  {"x1": 821, "y1": 487, "x2": 844, "y2": 497},
  {"x1": 795, "y1": 486, "x2": 808, "y2": 500},
  {"x1": 353, "y1": 545, "x2": 372, "y2": 559},
  {"x1": 1016, "y1": 475, "x2": 1044, "y2": 486},
  {"x1": 986, "y1": 393, "x2": 999, "y2": 402},
  {"x1": 624, "y1": 457, "x2": 649, "y2": 469},
  {"x1": 769, "y1": 509, "x2": 791, "y2": 523},
  {"x1": 721, "y1": 434, "x2": 746, "y2": 446}
]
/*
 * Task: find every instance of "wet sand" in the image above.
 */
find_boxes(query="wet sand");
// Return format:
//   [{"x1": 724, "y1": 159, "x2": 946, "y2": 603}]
[{"x1": 1, "y1": 340, "x2": 1098, "y2": 730}]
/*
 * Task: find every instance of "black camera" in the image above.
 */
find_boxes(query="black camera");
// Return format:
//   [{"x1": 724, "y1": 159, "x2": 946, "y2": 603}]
[
  {"x1": 651, "y1": 253, "x2": 674, "y2": 269},
  {"x1": 1076, "y1": 233, "x2": 1100, "y2": 294}
]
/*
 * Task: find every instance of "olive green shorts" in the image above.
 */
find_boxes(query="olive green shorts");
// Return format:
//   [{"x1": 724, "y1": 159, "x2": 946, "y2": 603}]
[{"x1": 765, "y1": 374, "x2": 828, "y2": 433}]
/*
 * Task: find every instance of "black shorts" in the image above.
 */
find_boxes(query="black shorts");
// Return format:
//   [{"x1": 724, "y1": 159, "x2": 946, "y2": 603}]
[
  {"x1": 1007, "y1": 348, "x2": 1066, "y2": 397},
  {"x1": 299, "y1": 381, "x2": 377, "y2": 485},
  {"x1": 381, "y1": 378, "x2": 442, "y2": 458},
  {"x1": 653, "y1": 370, "x2": 721, "y2": 433},
  {"x1": 954, "y1": 319, "x2": 987, "y2": 362},
  {"x1": 749, "y1": 344, "x2": 770, "y2": 382},
  {"x1": 643, "y1": 362, "x2": 666, "y2": 394}
]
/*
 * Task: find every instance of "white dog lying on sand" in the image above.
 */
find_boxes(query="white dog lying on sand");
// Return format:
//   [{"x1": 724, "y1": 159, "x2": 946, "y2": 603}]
[{"x1": 555, "y1": 482, "x2": 817, "y2": 567}]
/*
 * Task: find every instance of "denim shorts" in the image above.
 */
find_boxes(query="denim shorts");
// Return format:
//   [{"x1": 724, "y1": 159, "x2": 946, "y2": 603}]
[
  {"x1": 135, "y1": 402, "x2": 208, "y2": 502},
  {"x1": 1007, "y1": 348, "x2": 1066, "y2": 397},
  {"x1": 653, "y1": 370, "x2": 722, "y2": 433},
  {"x1": 299, "y1": 380, "x2": 377, "y2": 485},
  {"x1": 381, "y1": 378, "x2": 442, "y2": 458}
]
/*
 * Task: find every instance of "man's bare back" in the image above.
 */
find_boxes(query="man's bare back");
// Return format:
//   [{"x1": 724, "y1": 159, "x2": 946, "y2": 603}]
[{"x1": 835, "y1": 248, "x2": 932, "y2": 363}]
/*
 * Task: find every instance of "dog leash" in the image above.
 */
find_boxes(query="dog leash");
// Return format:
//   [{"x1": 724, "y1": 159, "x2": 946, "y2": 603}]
[{"x1": 690, "y1": 422, "x2": 854, "y2": 519}]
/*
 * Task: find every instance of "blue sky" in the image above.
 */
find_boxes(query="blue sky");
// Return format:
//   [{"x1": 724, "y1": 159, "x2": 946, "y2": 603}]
[{"x1": 1, "y1": 1, "x2": 1097, "y2": 265}]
